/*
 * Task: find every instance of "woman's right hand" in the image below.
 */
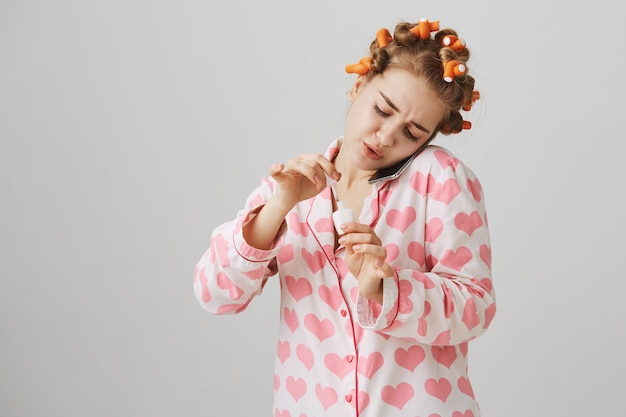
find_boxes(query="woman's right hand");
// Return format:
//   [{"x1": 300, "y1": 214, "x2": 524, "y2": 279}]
[{"x1": 268, "y1": 153, "x2": 341, "y2": 213}]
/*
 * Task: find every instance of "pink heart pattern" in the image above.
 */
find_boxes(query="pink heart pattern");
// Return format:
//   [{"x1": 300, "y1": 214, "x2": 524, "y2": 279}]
[
  {"x1": 454, "y1": 211, "x2": 483, "y2": 236},
  {"x1": 301, "y1": 248, "x2": 327, "y2": 274},
  {"x1": 432, "y1": 345, "x2": 457, "y2": 368},
  {"x1": 385, "y1": 243, "x2": 400, "y2": 263},
  {"x1": 318, "y1": 285, "x2": 343, "y2": 311},
  {"x1": 349, "y1": 389, "x2": 370, "y2": 413},
  {"x1": 274, "y1": 409, "x2": 291, "y2": 417},
  {"x1": 425, "y1": 377, "x2": 452, "y2": 402},
  {"x1": 453, "y1": 410, "x2": 475, "y2": 417},
  {"x1": 211, "y1": 234, "x2": 231, "y2": 267},
  {"x1": 381, "y1": 382, "x2": 415, "y2": 410},
  {"x1": 284, "y1": 308, "x2": 299, "y2": 333},
  {"x1": 357, "y1": 352, "x2": 384, "y2": 379},
  {"x1": 195, "y1": 144, "x2": 494, "y2": 416},
  {"x1": 394, "y1": 345, "x2": 426, "y2": 371},
  {"x1": 430, "y1": 177, "x2": 461, "y2": 205},
  {"x1": 407, "y1": 241, "x2": 425, "y2": 266},
  {"x1": 425, "y1": 217, "x2": 444, "y2": 243},
  {"x1": 288, "y1": 212, "x2": 309, "y2": 237},
  {"x1": 286, "y1": 376, "x2": 307, "y2": 402},
  {"x1": 285, "y1": 275, "x2": 313, "y2": 301},
  {"x1": 315, "y1": 384, "x2": 338, "y2": 411},
  {"x1": 462, "y1": 298, "x2": 480, "y2": 330},
  {"x1": 296, "y1": 344, "x2": 314, "y2": 370},
  {"x1": 386, "y1": 207, "x2": 417, "y2": 232},
  {"x1": 440, "y1": 247, "x2": 473, "y2": 271},
  {"x1": 216, "y1": 271, "x2": 243, "y2": 300},
  {"x1": 466, "y1": 178, "x2": 482, "y2": 202},
  {"x1": 304, "y1": 314, "x2": 335, "y2": 341},
  {"x1": 194, "y1": 267, "x2": 211, "y2": 303},
  {"x1": 277, "y1": 340, "x2": 291, "y2": 364},
  {"x1": 458, "y1": 376, "x2": 475, "y2": 398},
  {"x1": 435, "y1": 149, "x2": 460, "y2": 171},
  {"x1": 324, "y1": 353, "x2": 352, "y2": 380},
  {"x1": 277, "y1": 244, "x2": 294, "y2": 264}
]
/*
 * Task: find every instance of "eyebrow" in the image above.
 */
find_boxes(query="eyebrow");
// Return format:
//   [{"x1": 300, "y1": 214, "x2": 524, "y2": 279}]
[{"x1": 379, "y1": 91, "x2": 431, "y2": 135}]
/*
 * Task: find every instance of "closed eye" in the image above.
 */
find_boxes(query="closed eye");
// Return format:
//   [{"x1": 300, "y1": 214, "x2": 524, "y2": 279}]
[
  {"x1": 375, "y1": 105, "x2": 419, "y2": 142},
  {"x1": 373, "y1": 105, "x2": 390, "y2": 118},
  {"x1": 378, "y1": 91, "x2": 432, "y2": 136},
  {"x1": 404, "y1": 127, "x2": 419, "y2": 142}
]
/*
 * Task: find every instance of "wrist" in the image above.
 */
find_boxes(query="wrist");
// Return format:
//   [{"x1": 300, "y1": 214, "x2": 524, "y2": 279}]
[
  {"x1": 359, "y1": 277, "x2": 384, "y2": 305},
  {"x1": 265, "y1": 196, "x2": 294, "y2": 219}
]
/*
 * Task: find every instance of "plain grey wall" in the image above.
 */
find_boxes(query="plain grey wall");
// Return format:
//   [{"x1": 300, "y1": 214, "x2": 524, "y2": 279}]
[{"x1": 1, "y1": 0, "x2": 624, "y2": 416}]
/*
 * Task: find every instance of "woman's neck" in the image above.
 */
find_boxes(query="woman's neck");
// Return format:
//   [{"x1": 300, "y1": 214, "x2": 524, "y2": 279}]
[
  {"x1": 332, "y1": 146, "x2": 375, "y2": 219},
  {"x1": 333, "y1": 146, "x2": 375, "y2": 189}
]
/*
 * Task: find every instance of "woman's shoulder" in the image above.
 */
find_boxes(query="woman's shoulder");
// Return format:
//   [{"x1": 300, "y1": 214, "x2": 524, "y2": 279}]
[{"x1": 411, "y1": 145, "x2": 478, "y2": 180}]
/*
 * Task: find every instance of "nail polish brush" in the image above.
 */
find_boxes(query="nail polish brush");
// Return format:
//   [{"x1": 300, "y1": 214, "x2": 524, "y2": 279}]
[{"x1": 326, "y1": 175, "x2": 355, "y2": 235}]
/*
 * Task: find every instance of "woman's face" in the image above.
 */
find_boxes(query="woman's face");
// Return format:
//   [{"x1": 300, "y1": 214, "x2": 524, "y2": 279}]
[{"x1": 342, "y1": 68, "x2": 446, "y2": 174}]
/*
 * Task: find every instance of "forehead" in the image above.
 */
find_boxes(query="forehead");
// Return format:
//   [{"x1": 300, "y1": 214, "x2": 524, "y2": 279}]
[
  {"x1": 369, "y1": 69, "x2": 446, "y2": 119},
  {"x1": 371, "y1": 68, "x2": 433, "y2": 95}
]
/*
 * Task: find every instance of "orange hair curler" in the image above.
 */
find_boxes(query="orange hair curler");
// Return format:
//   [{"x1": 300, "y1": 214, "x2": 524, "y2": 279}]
[
  {"x1": 409, "y1": 18, "x2": 440, "y2": 40},
  {"x1": 441, "y1": 120, "x2": 471, "y2": 134},
  {"x1": 440, "y1": 124, "x2": 453, "y2": 134},
  {"x1": 462, "y1": 90, "x2": 480, "y2": 111},
  {"x1": 442, "y1": 35, "x2": 466, "y2": 52},
  {"x1": 376, "y1": 28, "x2": 392, "y2": 47},
  {"x1": 345, "y1": 57, "x2": 373, "y2": 75},
  {"x1": 443, "y1": 60, "x2": 466, "y2": 82}
]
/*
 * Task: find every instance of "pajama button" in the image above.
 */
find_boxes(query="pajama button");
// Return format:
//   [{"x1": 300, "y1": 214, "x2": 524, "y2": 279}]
[
  {"x1": 346, "y1": 355, "x2": 354, "y2": 363},
  {"x1": 340, "y1": 310, "x2": 347, "y2": 317},
  {"x1": 345, "y1": 394, "x2": 353, "y2": 402}
]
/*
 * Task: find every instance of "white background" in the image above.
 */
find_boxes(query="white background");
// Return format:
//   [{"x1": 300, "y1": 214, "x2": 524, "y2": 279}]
[{"x1": 1, "y1": 0, "x2": 624, "y2": 416}]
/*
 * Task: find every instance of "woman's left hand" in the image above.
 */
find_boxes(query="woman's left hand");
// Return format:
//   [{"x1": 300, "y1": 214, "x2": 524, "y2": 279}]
[{"x1": 338, "y1": 223, "x2": 394, "y2": 304}]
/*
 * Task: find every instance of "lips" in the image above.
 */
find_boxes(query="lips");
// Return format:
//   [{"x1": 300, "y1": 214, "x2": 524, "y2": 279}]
[{"x1": 363, "y1": 142, "x2": 383, "y2": 160}]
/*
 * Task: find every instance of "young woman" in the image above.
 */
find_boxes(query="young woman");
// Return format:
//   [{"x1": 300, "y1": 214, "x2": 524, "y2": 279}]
[{"x1": 194, "y1": 18, "x2": 495, "y2": 417}]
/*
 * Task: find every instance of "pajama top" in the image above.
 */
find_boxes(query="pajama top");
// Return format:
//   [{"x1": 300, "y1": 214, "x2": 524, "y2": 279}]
[{"x1": 194, "y1": 137, "x2": 496, "y2": 417}]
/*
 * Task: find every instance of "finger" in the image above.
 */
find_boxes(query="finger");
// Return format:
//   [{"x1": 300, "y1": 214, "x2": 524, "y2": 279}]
[
  {"x1": 283, "y1": 157, "x2": 328, "y2": 188},
  {"x1": 338, "y1": 230, "x2": 381, "y2": 247},
  {"x1": 269, "y1": 162, "x2": 285, "y2": 178},
  {"x1": 296, "y1": 153, "x2": 342, "y2": 183},
  {"x1": 312, "y1": 155, "x2": 342, "y2": 182},
  {"x1": 339, "y1": 222, "x2": 380, "y2": 237},
  {"x1": 350, "y1": 243, "x2": 387, "y2": 260},
  {"x1": 375, "y1": 260, "x2": 395, "y2": 278}
]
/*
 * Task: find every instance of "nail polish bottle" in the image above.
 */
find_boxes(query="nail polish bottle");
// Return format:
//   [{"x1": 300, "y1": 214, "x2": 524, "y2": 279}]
[{"x1": 332, "y1": 201, "x2": 355, "y2": 235}]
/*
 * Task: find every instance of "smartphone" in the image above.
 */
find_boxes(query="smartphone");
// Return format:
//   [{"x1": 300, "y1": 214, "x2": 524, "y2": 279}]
[{"x1": 367, "y1": 142, "x2": 431, "y2": 184}]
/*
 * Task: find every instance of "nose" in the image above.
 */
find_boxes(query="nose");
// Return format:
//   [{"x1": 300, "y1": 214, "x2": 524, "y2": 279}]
[{"x1": 375, "y1": 123, "x2": 395, "y2": 147}]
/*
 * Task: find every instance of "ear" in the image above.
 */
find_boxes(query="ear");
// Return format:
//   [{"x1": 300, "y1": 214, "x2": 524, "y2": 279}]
[{"x1": 348, "y1": 75, "x2": 367, "y2": 101}]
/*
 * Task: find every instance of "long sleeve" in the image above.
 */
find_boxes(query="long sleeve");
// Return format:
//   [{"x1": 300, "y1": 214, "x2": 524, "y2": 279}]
[
  {"x1": 356, "y1": 146, "x2": 496, "y2": 345},
  {"x1": 193, "y1": 177, "x2": 286, "y2": 315}
]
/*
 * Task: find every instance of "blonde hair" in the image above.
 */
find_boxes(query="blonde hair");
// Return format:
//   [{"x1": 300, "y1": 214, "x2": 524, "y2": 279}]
[{"x1": 364, "y1": 21, "x2": 476, "y2": 136}]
